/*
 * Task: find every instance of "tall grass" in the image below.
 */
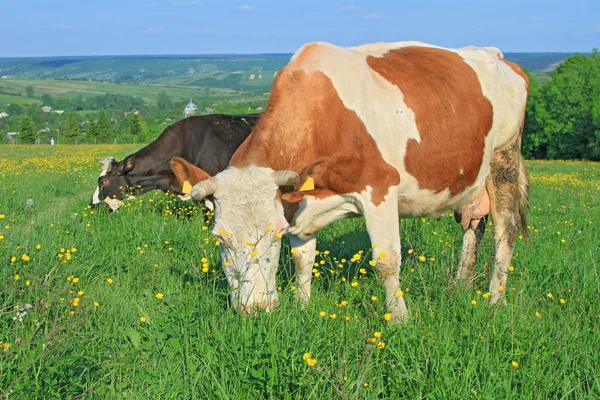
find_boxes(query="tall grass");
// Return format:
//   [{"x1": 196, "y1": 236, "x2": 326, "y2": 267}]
[{"x1": 1, "y1": 146, "x2": 598, "y2": 398}]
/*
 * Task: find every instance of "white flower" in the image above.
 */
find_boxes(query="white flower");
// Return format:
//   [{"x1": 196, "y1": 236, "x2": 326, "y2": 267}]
[{"x1": 26, "y1": 199, "x2": 34, "y2": 206}]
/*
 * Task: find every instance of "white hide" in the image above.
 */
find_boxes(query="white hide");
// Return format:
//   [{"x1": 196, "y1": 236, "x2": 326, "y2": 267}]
[{"x1": 287, "y1": 41, "x2": 529, "y2": 218}]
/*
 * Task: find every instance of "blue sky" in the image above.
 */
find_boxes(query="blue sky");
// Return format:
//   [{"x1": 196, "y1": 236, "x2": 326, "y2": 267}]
[{"x1": 2, "y1": 0, "x2": 599, "y2": 57}]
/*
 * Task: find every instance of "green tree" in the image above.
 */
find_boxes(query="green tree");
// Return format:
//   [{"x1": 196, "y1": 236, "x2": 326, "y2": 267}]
[
  {"x1": 25, "y1": 86, "x2": 34, "y2": 98},
  {"x1": 63, "y1": 112, "x2": 80, "y2": 141},
  {"x1": 129, "y1": 114, "x2": 146, "y2": 137},
  {"x1": 20, "y1": 115, "x2": 36, "y2": 144},
  {"x1": 41, "y1": 94, "x2": 53, "y2": 106},
  {"x1": 96, "y1": 110, "x2": 112, "y2": 142},
  {"x1": 522, "y1": 71, "x2": 549, "y2": 159},
  {"x1": 542, "y1": 50, "x2": 600, "y2": 160},
  {"x1": 157, "y1": 91, "x2": 172, "y2": 110},
  {"x1": 87, "y1": 119, "x2": 99, "y2": 141}
]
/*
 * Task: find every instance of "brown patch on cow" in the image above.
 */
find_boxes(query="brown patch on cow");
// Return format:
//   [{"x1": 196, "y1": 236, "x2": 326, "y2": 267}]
[
  {"x1": 366, "y1": 47, "x2": 493, "y2": 196},
  {"x1": 502, "y1": 60, "x2": 529, "y2": 89},
  {"x1": 169, "y1": 157, "x2": 211, "y2": 186},
  {"x1": 230, "y1": 69, "x2": 400, "y2": 206}
]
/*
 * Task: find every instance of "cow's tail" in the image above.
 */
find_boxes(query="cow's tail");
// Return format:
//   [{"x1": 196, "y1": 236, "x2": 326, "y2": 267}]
[{"x1": 516, "y1": 147, "x2": 530, "y2": 241}]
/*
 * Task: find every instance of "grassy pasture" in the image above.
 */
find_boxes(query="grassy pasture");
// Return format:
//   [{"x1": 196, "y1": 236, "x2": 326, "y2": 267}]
[{"x1": 0, "y1": 145, "x2": 599, "y2": 398}]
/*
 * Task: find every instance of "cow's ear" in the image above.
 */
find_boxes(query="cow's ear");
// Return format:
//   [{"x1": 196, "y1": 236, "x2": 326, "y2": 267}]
[
  {"x1": 170, "y1": 157, "x2": 212, "y2": 193},
  {"x1": 122, "y1": 155, "x2": 135, "y2": 174},
  {"x1": 282, "y1": 188, "x2": 335, "y2": 204}
]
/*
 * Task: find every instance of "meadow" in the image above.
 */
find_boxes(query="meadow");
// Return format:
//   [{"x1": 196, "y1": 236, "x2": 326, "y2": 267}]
[{"x1": 0, "y1": 145, "x2": 598, "y2": 399}]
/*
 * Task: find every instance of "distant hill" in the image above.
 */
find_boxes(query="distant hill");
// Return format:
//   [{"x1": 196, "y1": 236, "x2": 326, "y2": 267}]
[{"x1": 0, "y1": 52, "x2": 587, "y2": 90}]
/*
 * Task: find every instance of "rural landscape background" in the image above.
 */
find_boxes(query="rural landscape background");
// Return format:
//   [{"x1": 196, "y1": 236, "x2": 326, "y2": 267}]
[{"x1": 1, "y1": 46, "x2": 599, "y2": 398}]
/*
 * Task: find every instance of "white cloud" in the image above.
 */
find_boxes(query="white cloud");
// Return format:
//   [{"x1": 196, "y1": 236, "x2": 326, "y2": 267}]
[
  {"x1": 51, "y1": 24, "x2": 75, "y2": 30},
  {"x1": 240, "y1": 4, "x2": 253, "y2": 10},
  {"x1": 475, "y1": 26, "x2": 485, "y2": 32},
  {"x1": 595, "y1": 25, "x2": 600, "y2": 31},
  {"x1": 338, "y1": 6, "x2": 360, "y2": 11},
  {"x1": 144, "y1": 26, "x2": 164, "y2": 34},
  {"x1": 529, "y1": 16, "x2": 543, "y2": 21},
  {"x1": 252, "y1": 32, "x2": 281, "y2": 38},
  {"x1": 363, "y1": 12, "x2": 382, "y2": 19},
  {"x1": 170, "y1": 0, "x2": 201, "y2": 5}
]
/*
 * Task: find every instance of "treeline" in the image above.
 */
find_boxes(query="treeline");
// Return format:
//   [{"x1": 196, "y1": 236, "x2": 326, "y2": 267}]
[{"x1": 523, "y1": 49, "x2": 600, "y2": 160}]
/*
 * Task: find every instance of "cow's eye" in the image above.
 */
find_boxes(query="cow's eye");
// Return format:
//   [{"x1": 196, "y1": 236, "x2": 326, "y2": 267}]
[{"x1": 99, "y1": 178, "x2": 107, "y2": 187}]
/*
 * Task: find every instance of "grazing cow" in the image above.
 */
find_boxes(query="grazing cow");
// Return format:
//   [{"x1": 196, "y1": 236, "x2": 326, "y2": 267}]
[
  {"x1": 91, "y1": 114, "x2": 259, "y2": 211},
  {"x1": 171, "y1": 41, "x2": 529, "y2": 320}
]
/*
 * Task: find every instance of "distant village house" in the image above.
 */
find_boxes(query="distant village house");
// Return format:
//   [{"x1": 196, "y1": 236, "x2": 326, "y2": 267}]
[{"x1": 41, "y1": 106, "x2": 52, "y2": 113}]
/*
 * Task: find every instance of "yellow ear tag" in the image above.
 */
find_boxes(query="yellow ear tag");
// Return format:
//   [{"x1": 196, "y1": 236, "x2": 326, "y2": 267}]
[
  {"x1": 182, "y1": 180, "x2": 192, "y2": 194},
  {"x1": 299, "y1": 176, "x2": 315, "y2": 192}
]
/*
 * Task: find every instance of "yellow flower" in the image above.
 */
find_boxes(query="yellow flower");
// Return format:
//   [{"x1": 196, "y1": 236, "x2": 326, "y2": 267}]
[
  {"x1": 379, "y1": 252, "x2": 386, "y2": 258},
  {"x1": 140, "y1": 316, "x2": 147, "y2": 323},
  {"x1": 306, "y1": 358, "x2": 317, "y2": 367},
  {"x1": 547, "y1": 293, "x2": 553, "y2": 299},
  {"x1": 156, "y1": 293, "x2": 164, "y2": 300},
  {"x1": 359, "y1": 268, "x2": 367, "y2": 275},
  {"x1": 497, "y1": 286, "x2": 504, "y2": 292},
  {"x1": 340, "y1": 300, "x2": 348, "y2": 306},
  {"x1": 319, "y1": 311, "x2": 326, "y2": 317},
  {"x1": 377, "y1": 342, "x2": 386, "y2": 349},
  {"x1": 69, "y1": 311, "x2": 75, "y2": 315},
  {"x1": 509, "y1": 265, "x2": 515, "y2": 272},
  {"x1": 25, "y1": 280, "x2": 31, "y2": 286},
  {"x1": 267, "y1": 227, "x2": 273, "y2": 232},
  {"x1": 0, "y1": 235, "x2": 4, "y2": 240},
  {"x1": 535, "y1": 311, "x2": 541, "y2": 317},
  {"x1": 303, "y1": 352, "x2": 311, "y2": 360},
  {"x1": 471, "y1": 300, "x2": 477, "y2": 305},
  {"x1": 482, "y1": 292, "x2": 491, "y2": 299},
  {"x1": 560, "y1": 298, "x2": 566, "y2": 304},
  {"x1": 418, "y1": 255, "x2": 426, "y2": 262},
  {"x1": 511, "y1": 361, "x2": 519, "y2": 369},
  {"x1": 384, "y1": 313, "x2": 392, "y2": 321},
  {"x1": 21, "y1": 254, "x2": 30, "y2": 262},
  {"x1": 36, "y1": 244, "x2": 41, "y2": 249},
  {"x1": 0, "y1": 214, "x2": 4, "y2": 219},
  {"x1": 330, "y1": 313, "x2": 337, "y2": 319},
  {"x1": 72, "y1": 277, "x2": 79, "y2": 283},
  {"x1": 276, "y1": 233, "x2": 283, "y2": 239},
  {"x1": 14, "y1": 274, "x2": 20, "y2": 281},
  {"x1": 94, "y1": 302, "x2": 99, "y2": 307},
  {"x1": 396, "y1": 290, "x2": 404, "y2": 297},
  {"x1": 251, "y1": 251, "x2": 258, "y2": 257},
  {"x1": 2, "y1": 342, "x2": 9, "y2": 350},
  {"x1": 107, "y1": 278, "x2": 113, "y2": 284},
  {"x1": 407, "y1": 249, "x2": 414, "y2": 255},
  {"x1": 291, "y1": 248, "x2": 297, "y2": 254},
  {"x1": 373, "y1": 331, "x2": 382, "y2": 338},
  {"x1": 77, "y1": 291, "x2": 84, "y2": 296},
  {"x1": 351, "y1": 281, "x2": 359, "y2": 287},
  {"x1": 371, "y1": 296, "x2": 377, "y2": 302},
  {"x1": 10, "y1": 256, "x2": 16, "y2": 263}
]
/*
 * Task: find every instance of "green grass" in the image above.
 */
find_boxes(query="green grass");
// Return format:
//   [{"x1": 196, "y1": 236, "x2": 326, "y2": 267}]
[{"x1": 1, "y1": 145, "x2": 599, "y2": 398}]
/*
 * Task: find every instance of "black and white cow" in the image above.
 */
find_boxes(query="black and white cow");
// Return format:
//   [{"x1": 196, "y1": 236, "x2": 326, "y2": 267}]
[{"x1": 91, "y1": 114, "x2": 259, "y2": 211}]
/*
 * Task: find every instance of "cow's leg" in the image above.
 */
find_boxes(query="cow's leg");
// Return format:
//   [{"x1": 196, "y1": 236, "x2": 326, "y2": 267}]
[
  {"x1": 289, "y1": 234, "x2": 317, "y2": 305},
  {"x1": 456, "y1": 216, "x2": 487, "y2": 282},
  {"x1": 363, "y1": 191, "x2": 407, "y2": 321},
  {"x1": 487, "y1": 143, "x2": 529, "y2": 304}
]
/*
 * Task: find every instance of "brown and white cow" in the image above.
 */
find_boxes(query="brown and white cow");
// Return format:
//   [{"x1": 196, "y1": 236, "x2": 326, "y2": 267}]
[{"x1": 170, "y1": 41, "x2": 530, "y2": 320}]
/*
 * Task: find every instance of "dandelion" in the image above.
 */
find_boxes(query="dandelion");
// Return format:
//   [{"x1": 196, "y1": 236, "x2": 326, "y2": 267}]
[
  {"x1": 560, "y1": 298, "x2": 566, "y2": 304},
  {"x1": 330, "y1": 313, "x2": 337, "y2": 319},
  {"x1": 14, "y1": 274, "x2": 20, "y2": 281},
  {"x1": 509, "y1": 265, "x2": 515, "y2": 272},
  {"x1": 535, "y1": 311, "x2": 541, "y2": 317},
  {"x1": 319, "y1": 311, "x2": 326, "y2": 317},
  {"x1": 340, "y1": 300, "x2": 348, "y2": 307},
  {"x1": 156, "y1": 293, "x2": 164, "y2": 300},
  {"x1": 359, "y1": 268, "x2": 367, "y2": 275},
  {"x1": 384, "y1": 313, "x2": 392, "y2": 321},
  {"x1": 396, "y1": 290, "x2": 404, "y2": 297},
  {"x1": 2, "y1": 342, "x2": 9, "y2": 350},
  {"x1": 306, "y1": 358, "x2": 317, "y2": 367},
  {"x1": 26, "y1": 199, "x2": 34, "y2": 206},
  {"x1": 371, "y1": 296, "x2": 377, "y2": 302},
  {"x1": 25, "y1": 280, "x2": 31, "y2": 286},
  {"x1": 140, "y1": 316, "x2": 147, "y2": 323},
  {"x1": 547, "y1": 293, "x2": 553, "y2": 299},
  {"x1": 363, "y1": 383, "x2": 369, "y2": 387},
  {"x1": 107, "y1": 278, "x2": 113, "y2": 284},
  {"x1": 291, "y1": 248, "x2": 297, "y2": 254},
  {"x1": 373, "y1": 331, "x2": 382, "y2": 338},
  {"x1": 72, "y1": 277, "x2": 79, "y2": 284},
  {"x1": 94, "y1": 302, "x2": 99, "y2": 307},
  {"x1": 471, "y1": 300, "x2": 477, "y2": 305},
  {"x1": 407, "y1": 249, "x2": 414, "y2": 255},
  {"x1": 377, "y1": 342, "x2": 386, "y2": 349},
  {"x1": 251, "y1": 251, "x2": 258, "y2": 257},
  {"x1": 303, "y1": 352, "x2": 311, "y2": 360},
  {"x1": 10, "y1": 256, "x2": 16, "y2": 263},
  {"x1": 77, "y1": 291, "x2": 84, "y2": 296},
  {"x1": 418, "y1": 255, "x2": 426, "y2": 262},
  {"x1": 0, "y1": 214, "x2": 4, "y2": 219},
  {"x1": 36, "y1": 244, "x2": 41, "y2": 249},
  {"x1": 351, "y1": 281, "x2": 359, "y2": 287},
  {"x1": 483, "y1": 292, "x2": 491, "y2": 299},
  {"x1": 511, "y1": 361, "x2": 519, "y2": 369},
  {"x1": 497, "y1": 286, "x2": 504, "y2": 292}
]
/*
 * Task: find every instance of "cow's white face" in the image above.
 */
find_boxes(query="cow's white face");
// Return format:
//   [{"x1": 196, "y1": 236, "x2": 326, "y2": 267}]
[
  {"x1": 207, "y1": 166, "x2": 296, "y2": 313},
  {"x1": 91, "y1": 157, "x2": 123, "y2": 211}
]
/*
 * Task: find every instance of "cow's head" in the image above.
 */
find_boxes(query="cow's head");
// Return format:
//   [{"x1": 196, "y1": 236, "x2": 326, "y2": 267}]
[
  {"x1": 91, "y1": 155, "x2": 136, "y2": 211},
  {"x1": 170, "y1": 157, "x2": 298, "y2": 314}
]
